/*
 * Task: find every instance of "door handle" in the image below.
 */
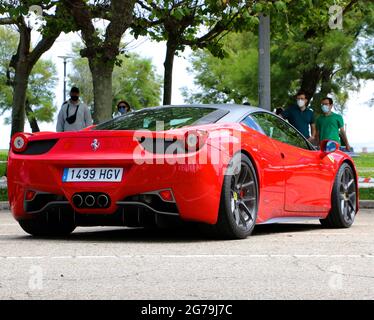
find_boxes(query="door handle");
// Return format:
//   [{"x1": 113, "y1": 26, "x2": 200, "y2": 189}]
[{"x1": 280, "y1": 152, "x2": 285, "y2": 159}]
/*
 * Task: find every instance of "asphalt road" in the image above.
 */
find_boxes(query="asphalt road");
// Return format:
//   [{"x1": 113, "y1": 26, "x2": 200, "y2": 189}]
[{"x1": 0, "y1": 210, "x2": 373, "y2": 300}]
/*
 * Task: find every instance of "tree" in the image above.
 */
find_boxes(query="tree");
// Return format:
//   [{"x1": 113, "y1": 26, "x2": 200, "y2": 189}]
[
  {"x1": 0, "y1": 26, "x2": 17, "y2": 116},
  {"x1": 112, "y1": 54, "x2": 162, "y2": 110},
  {"x1": 0, "y1": 0, "x2": 71, "y2": 136},
  {"x1": 25, "y1": 59, "x2": 57, "y2": 131},
  {"x1": 133, "y1": 0, "x2": 269, "y2": 105},
  {"x1": 0, "y1": 25, "x2": 57, "y2": 132},
  {"x1": 270, "y1": 0, "x2": 374, "y2": 111},
  {"x1": 183, "y1": 0, "x2": 374, "y2": 114},
  {"x1": 68, "y1": 44, "x2": 162, "y2": 113},
  {"x1": 62, "y1": 0, "x2": 136, "y2": 123},
  {"x1": 182, "y1": 31, "x2": 259, "y2": 105}
]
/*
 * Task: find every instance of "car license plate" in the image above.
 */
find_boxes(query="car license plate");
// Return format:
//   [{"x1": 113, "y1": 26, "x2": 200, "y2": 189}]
[{"x1": 62, "y1": 168, "x2": 123, "y2": 182}]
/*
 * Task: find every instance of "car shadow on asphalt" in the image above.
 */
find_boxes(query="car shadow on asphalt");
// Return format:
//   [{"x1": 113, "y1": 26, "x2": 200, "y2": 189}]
[{"x1": 9, "y1": 222, "x2": 324, "y2": 243}]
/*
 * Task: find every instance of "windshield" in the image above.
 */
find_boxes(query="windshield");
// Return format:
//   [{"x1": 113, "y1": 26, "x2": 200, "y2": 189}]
[{"x1": 94, "y1": 107, "x2": 222, "y2": 131}]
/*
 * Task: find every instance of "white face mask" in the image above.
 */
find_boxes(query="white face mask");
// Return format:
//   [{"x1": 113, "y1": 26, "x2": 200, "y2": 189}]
[
  {"x1": 297, "y1": 99, "x2": 305, "y2": 108},
  {"x1": 321, "y1": 104, "x2": 330, "y2": 113}
]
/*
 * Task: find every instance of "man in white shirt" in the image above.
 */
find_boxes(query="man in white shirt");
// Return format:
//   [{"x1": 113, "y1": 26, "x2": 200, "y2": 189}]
[{"x1": 56, "y1": 87, "x2": 92, "y2": 132}]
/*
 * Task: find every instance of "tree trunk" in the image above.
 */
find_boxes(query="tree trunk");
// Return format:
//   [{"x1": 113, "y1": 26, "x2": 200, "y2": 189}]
[
  {"x1": 319, "y1": 67, "x2": 333, "y2": 97},
  {"x1": 9, "y1": 21, "x2": 31, "y2": 137},
  {"x1": 163, "y1": 40, "x2": 177, "y2": 105},
  {"x1": 299, "y1": 66, "x2": 321, "y2": 102},
  {"x1": 25, "y1": 101, "x2": 40, "y2": 133},
  {"x1": 8, "y1": 16, "x2": 59, "y2": 137},
  {"x1": 11, "y1": 66, "x2": 30, "y2": 136},
  {"x1": 90, "y1": 63, "x2": 114, "y2": 123},
  {"x1": 310, "y1": 67, "x2": 333, "y2": 113},
  {"x1": 64, "y1": 0, "x2": 135, "y2": 122}
]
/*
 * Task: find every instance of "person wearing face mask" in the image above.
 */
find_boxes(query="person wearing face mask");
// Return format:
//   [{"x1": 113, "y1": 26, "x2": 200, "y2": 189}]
[
  {"x1": 281, "y1": 91, "x2": 316, "y2": 142},
  {"x1": 315, "y1": 97, "x2": 351, "y2": 151},
  {"x1": 56, "y1": 87, "x2": 92, "y2": 132},
  {"x1": 116, "y1": 100, "x2": 132, "y2": 116}
]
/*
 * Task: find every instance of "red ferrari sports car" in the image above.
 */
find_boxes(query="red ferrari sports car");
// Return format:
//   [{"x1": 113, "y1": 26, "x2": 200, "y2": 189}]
[{"x1": 7, "y1": 105, "x2": 358, "y2": 239}]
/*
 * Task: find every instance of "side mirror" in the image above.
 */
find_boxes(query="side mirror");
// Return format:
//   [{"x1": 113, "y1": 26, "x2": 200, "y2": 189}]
[{"x1": 320, "y1": 139, "x2": 339, "y2": 157}]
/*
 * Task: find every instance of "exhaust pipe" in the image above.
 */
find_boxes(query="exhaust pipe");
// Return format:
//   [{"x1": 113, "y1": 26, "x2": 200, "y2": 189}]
[
  {"x1": 72, "y1": 194, "x2": 83, "y2": 208},
  {"x1": 97, "y1": 194, "x2": 109, "y2": 208},
  {"x1": 85, "y1": 194, "x2": 96, "y2": 207}
]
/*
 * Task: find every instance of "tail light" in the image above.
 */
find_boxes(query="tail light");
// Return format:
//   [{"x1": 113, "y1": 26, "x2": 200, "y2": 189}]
[
  {"x1": 184, "y1": 130, "x2": 208, "y2": 152},
  {"x1": 25, "y1": 190, "x2": 36, "y2": 201},
  {"x1": 159, "y1": 190, "x2": 174, "y2": 202},
  {"x1": 11, "y1": 133, "x2": 30, "y2": 153}
]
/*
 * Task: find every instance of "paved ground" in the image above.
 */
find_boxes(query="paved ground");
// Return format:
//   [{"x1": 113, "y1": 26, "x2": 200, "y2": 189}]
[{"x1": 0, "y1": 210, "x2": 373, "y2": 300}]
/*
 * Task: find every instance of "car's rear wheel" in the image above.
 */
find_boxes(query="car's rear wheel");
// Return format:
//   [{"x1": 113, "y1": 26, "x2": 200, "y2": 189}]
[
  {"x1": 320, "y1": 162, "x2": 357, "y2": 228},
  {"x1": 214, "y1": 153, "x2": 259, "y2": 239},
  {"x1": 19, "y1": 211, "x2": 76, "y2": 237}
]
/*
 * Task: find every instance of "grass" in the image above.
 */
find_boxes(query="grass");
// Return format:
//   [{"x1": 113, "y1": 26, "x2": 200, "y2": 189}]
[
  {"x1": 0, "y1": 150, "x2": 8, "y2": 161},
  {"x1": 0, "y1": 162, "x2": 6, "y2": 177},
  {"x1": 0, "y1": 150, "x2": 8, "y2": 177},
  {"x1": 0, "y1": 189, "x2": 7, "y2": 202},
  {"x1": 353, "y1": 153, "x2": 374, "y2": 180},
  {"x1": 359, "y1": 188, "x2": 374, "y2": 200},
  {"x1": 353, "y1": 153, "x2": 374, "y2": 168}
]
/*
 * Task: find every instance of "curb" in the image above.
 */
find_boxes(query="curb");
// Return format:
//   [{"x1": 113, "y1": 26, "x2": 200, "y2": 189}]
[
  {"x1": 1, "y1": 201, "x2": 374, "y2": 211},
  {"x1": 359, "y1": 200, "x2": 374, "y2": 209},
  {"x1": 0, "y1": 202, "x2": 9, "y2": 211}
]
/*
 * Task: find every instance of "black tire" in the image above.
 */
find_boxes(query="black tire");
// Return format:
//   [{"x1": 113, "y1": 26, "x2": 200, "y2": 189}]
[
  {"x1": 19, "y1": 211, "x2": 76, "y2": 237},
  {"x1": 213, "y1": 153, "x2": 259, "y2": 239},
  {"x1": 320, "y1": 162, "x2": 357, "y2": 228}
]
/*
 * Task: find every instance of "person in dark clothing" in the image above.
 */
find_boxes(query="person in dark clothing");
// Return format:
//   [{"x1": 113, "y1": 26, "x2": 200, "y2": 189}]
[
  {"x1": 56, "y1": 87, "x2": 92, "y2": 132},
  {"x1": 274, "y1": 107, "x2": 284, "y2": 116},
  {"x1": 281, "y1": 91, "x2": 316, "y2": 142}
]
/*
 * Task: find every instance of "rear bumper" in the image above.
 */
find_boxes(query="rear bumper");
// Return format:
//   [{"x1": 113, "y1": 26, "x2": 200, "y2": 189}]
[{"x1": 7, "y1": 150, "x2": 228, "y2": 224}]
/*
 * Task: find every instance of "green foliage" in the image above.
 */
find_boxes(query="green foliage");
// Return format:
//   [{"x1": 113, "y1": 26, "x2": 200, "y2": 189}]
[
  {"x1": 0, "y1": 26, "x2": 57, "y2": 124},
  {"x1": 26, "y1": 59, "x2": 57, "y2": 122},
  {"x1": 69, "y1": 43, "x2": 162, "y2": 113},
  {"x1": 0, "y1": 26, "x2": 17, "y2": 115},
  {"x1": 184, "y1": 0, "x2": 374, "y2": 112},
  {"x1": 112, "y1": 55, "x2": 162, "y2": 111},
  {"x1": 133, "y1": 1, "x2": 278, "y2": 59},
  {"x1": 182, "y1": 31, "x2": 259, "y2": 104}
]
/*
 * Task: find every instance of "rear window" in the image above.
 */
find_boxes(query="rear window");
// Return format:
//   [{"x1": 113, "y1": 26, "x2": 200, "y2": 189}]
[{"x1": 94, "y1": 107, "x2": 224, "y2": 131}]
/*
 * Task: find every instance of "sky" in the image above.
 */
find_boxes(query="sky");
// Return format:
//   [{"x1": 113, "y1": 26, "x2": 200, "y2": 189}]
[{"x1": 1, "y1": 28, "x2": 374, "y2": 151}]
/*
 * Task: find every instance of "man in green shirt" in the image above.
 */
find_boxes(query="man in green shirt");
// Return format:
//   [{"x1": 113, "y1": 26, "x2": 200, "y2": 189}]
[{"x1": 315, "y1": 97, "x2": 351, "y2": 151}]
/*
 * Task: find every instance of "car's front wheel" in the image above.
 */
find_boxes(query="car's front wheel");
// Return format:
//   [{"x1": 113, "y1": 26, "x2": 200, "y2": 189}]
[
  {"x1": 320, "y1": 162, "x2": 357, "y2": 228},
  {"x1": 19, "y1": 212, "x2": 76, "y2": 237},
  {"x1": 214, "y1": 153, "x2": 259, "y2": 239}
]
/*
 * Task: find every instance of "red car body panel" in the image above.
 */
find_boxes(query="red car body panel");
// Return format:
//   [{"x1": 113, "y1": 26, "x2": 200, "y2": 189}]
[{"x1": 7, "y1": 117, "x2": 359, "y2": 226}]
